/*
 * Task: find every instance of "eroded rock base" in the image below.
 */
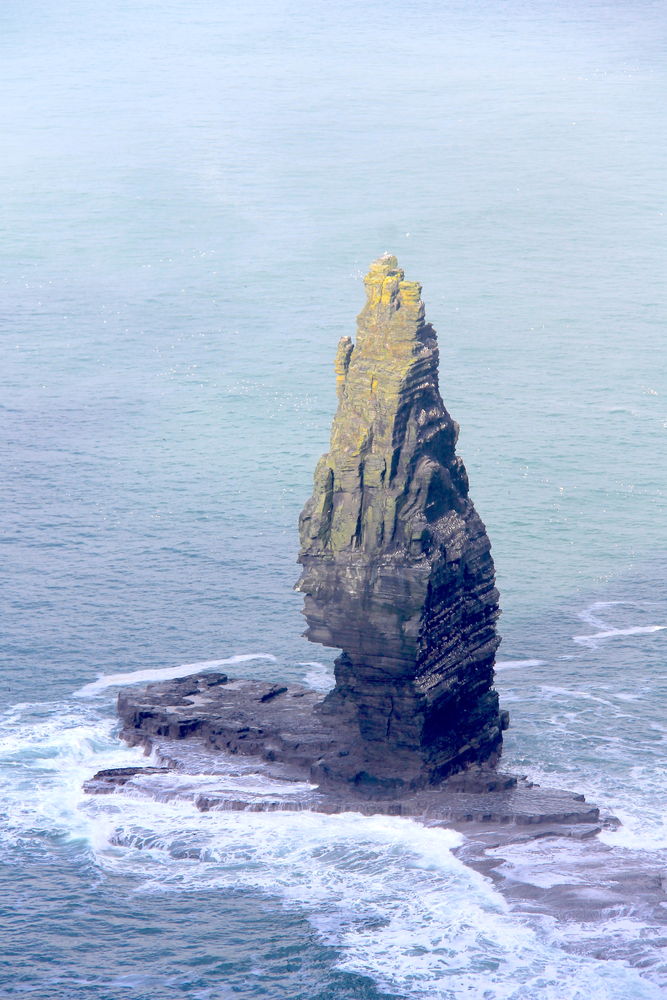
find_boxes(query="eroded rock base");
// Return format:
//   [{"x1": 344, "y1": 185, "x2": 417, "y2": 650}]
[{"x1": 90, "y1": 671, "x2": 602, "y2": 830}]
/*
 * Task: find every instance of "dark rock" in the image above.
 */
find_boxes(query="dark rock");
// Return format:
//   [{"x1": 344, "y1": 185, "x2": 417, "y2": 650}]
[
  {"x1": 79, "y1": 259, "x2": 667, "y2": 983},
  {"x1": 106, "y1": 674, "x2": 602, "y2": 832},
  {"x1": 296, "y1": 254, "x2": 504, "y2": 790},
  {"x1": 83, "y1": 765, "x2": 171, "y2": 794},
  {"x1": 117, "y1": 674, "x2": 341, "y2": 776},
  {"x1": 260, "y1": 685, "x2": 288, "y2": 703},
  {"x1": 111, "y1": 257, "x2": 507, "y2": 798}
]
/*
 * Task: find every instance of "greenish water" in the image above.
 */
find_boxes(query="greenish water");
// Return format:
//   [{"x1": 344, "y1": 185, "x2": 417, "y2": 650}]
[{"x1": 1, "y1": 1, "x2": 665, "y2": 997}]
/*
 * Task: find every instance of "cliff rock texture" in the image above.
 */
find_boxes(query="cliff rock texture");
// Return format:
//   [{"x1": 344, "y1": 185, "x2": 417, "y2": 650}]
[{"x1": 297, "y1": 254, "x2": 506, "y2": 792}]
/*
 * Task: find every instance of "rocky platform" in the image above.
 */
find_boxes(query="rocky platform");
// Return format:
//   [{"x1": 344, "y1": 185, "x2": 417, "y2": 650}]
[
  {"x1": 88, "y1": 670, "x2": 601, "y2": 831},
  {"x1": 85, "y1": 678, "x2": 667, "y2": 986}
]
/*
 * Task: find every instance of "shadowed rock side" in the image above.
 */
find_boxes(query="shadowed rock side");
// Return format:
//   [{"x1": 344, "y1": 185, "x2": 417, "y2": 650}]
[
  {"x1": 297, "y1": 254, "x2": 506, "y2": 792},
  {"x1": 89, "y1": 253, "x2": 609, "y2": 840}
]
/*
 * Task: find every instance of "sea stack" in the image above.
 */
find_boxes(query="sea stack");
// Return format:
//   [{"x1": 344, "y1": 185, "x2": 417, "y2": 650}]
[
  {"x1": 297, "y1": 254, "x2": 506, "y2": 792},
  {"x1": 94, "y1": 255, "x2": 602, "y2": 829}
]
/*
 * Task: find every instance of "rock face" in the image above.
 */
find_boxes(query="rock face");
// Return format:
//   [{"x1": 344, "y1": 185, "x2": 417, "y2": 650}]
[
  {"x1": 99, "y1": 255, "x2": 509, "y2": 803},
  {"x1": 297, "y1": 254, "x2": 506, "y2": 792},
  {"x1": 87, "y1": 258, "x2": 656, "y2": 953}
]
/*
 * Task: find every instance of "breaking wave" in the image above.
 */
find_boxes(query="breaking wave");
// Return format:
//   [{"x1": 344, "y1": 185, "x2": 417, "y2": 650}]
[
  {"x1": 75, "y1": 654, "x2": 278, "y2": 697},
  {"x1": 573, "y1": 602, "x2": 667, "y2": 647},
  {"x1": 0, "y1": 693, "x2": 664, "y2": 999}
]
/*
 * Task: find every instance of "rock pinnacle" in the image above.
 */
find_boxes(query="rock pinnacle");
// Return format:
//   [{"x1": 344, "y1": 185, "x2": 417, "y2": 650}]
[{"x1": 296, "y1": 255, "x2": 506, "y2": 792}]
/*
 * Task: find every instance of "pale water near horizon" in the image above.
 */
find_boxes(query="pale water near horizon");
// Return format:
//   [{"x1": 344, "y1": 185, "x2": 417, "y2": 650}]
[{"x1": 1, "y1": 1, "x2": 666, "y2": 997}]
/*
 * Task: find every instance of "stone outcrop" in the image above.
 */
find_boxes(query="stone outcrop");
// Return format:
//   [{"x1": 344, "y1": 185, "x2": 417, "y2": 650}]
[
  {"x1": 85, "y1": 258, "x2": 667, "y2": 969},
  {"x1": 296, "y1": 254, "x2": 506, "y2": 792},
  {"x1": 111, "y1": 670, "x2": 518, "y2": 798},
  {"x1": 88, "y1": 672, "x2": 602, "y2": 829},
  {"x1": 98, "y1": 255, "x2": 511, "y2": 802},
  {"x1": 95, "y1": 671, "x2": 604, "y2": 832}
]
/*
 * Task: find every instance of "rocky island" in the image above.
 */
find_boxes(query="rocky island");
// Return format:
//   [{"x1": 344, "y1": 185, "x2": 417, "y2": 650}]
[
  {"x1": 86, "y1": 255, "x2": 601, "y2": 829},
  {"x1": 83, "y1": 257, "x2": 667, "y2": 973}
]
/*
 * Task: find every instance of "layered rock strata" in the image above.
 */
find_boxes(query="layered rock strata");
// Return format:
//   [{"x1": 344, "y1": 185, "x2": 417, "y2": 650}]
[
  {"x1": 296, "y1": 254, "x2": 506, "y2": 791},
  {"x1": 98, "y1": 670, "x2": 601, "y2": 830},
  {"x1": 83, "y1": 257, "x2": 665, "y2": 965}
]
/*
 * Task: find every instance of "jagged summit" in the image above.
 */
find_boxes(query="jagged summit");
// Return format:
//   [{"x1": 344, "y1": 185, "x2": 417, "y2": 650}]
[
  {"x1": 301, "y1": 253, "x2": 457, "y2": 559},
  {"x1": 297, "y1": 255, "x2": 506, "y2": 791}
]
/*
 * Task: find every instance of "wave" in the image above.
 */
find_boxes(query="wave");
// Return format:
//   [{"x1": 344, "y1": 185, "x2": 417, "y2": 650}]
[
  {"x1": 95, "y1": 800, "x2": 664, "y2": 999},
  {"x1": 298, "y1": 660, "x2": 335, "y2": 692},
  {"x1": 573, "y1": 624, "x2": 667, "y2": 645},
  {"x1": 495, "y1": 659, "x2": 545, "y2": 671},
  {"x1": 74, "y1": 653, "x2": 278, "y2": 697},
  {"x1": 0, "y1": 701, "x2": 664, "y2": 998},
  {"x1": 574, "y1": 602, "x2": 666, "y2": 646}
]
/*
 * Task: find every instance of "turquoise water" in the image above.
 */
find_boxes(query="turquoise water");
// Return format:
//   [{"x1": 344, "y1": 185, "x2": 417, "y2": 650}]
[{"x1": 1, "y1": 1, "x2": 666, "y2": 996}]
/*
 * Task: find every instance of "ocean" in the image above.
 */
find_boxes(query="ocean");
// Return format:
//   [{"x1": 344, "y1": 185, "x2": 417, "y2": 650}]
[{"x1": 1, "y1": 0, "x2": 665, "y2": 996}]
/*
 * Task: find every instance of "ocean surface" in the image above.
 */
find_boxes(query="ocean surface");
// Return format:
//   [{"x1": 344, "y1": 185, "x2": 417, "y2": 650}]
[{"x1": 1, "y1": 0, "x2": 666, "y2": 997}]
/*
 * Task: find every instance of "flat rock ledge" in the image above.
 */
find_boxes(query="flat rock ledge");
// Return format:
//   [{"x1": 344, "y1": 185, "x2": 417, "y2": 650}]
[{"x1": 86, "y1": 671, "x2": 604, "y2": 833}]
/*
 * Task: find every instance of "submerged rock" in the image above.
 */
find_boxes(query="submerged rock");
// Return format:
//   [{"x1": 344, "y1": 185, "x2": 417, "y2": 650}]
[{"x1": 296, "y1": 254, "x2": 506, "y2": 791}]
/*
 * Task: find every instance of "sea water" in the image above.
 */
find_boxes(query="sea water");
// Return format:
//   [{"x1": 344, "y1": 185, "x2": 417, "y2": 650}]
[{"x1": 1, "y1": 0, "x2": 665, "y2": 996}]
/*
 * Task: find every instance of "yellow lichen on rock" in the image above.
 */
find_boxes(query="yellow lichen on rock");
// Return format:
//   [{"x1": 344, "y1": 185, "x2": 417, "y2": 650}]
[{"x1": 301, "y1": 254, "x2": 450, "y2": 557}]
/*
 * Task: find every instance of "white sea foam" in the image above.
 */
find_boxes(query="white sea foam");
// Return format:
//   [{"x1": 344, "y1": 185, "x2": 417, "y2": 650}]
[
  {"x1": 502, "y1": 755, "x2": 667, "y2": 857},
  {"x1": 578, "y1": 601, "x2": 630, "y2": 630},
  {"x1": 597, "y1": 763, "x2": 667, "y2": 850},
  {"x1": 574, "y1": 601, "x2": 667, "y2": 646},
  {"x1": 93, "y1": 799, "x2": 663, "y2": 999},
  {"x1": 488, "y1": 836, "x2": 667, "y2": 982},
  {"x1": 74, "y1": 653, "x2": 278, "y2": 697},
  {"x1": 122, "y1": 768, "x2": 317, "y2": 802},
  {"x1": 539, "y1": 685, "x2": 611, "y2": 705},
  {"x1": 1, "y1": 701, "x2": 664, "y2": 999},
  {"x1": 489, "y1": 835, "x2": 602, "y2": 890},
  {"x1": 496, "y1": 659, "x2": 545, "y2": 671},
  {"x1": 599, "y1": 811, "x2": 667, "y2": 852},
  {"x1": 574, "y1": 625, "x2": 667, "y2": 645},
  {"x1": 298, "y1": 660, "x2": 335, "y2": 692},
  {"x1": 0, "y1": 703, "x2": 148, "y2": 849}
]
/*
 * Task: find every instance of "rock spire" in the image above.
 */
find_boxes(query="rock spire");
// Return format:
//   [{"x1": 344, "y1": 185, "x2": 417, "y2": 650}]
[{"x1": 297, "y1": 254, "x2": 506, "y2": 792}]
